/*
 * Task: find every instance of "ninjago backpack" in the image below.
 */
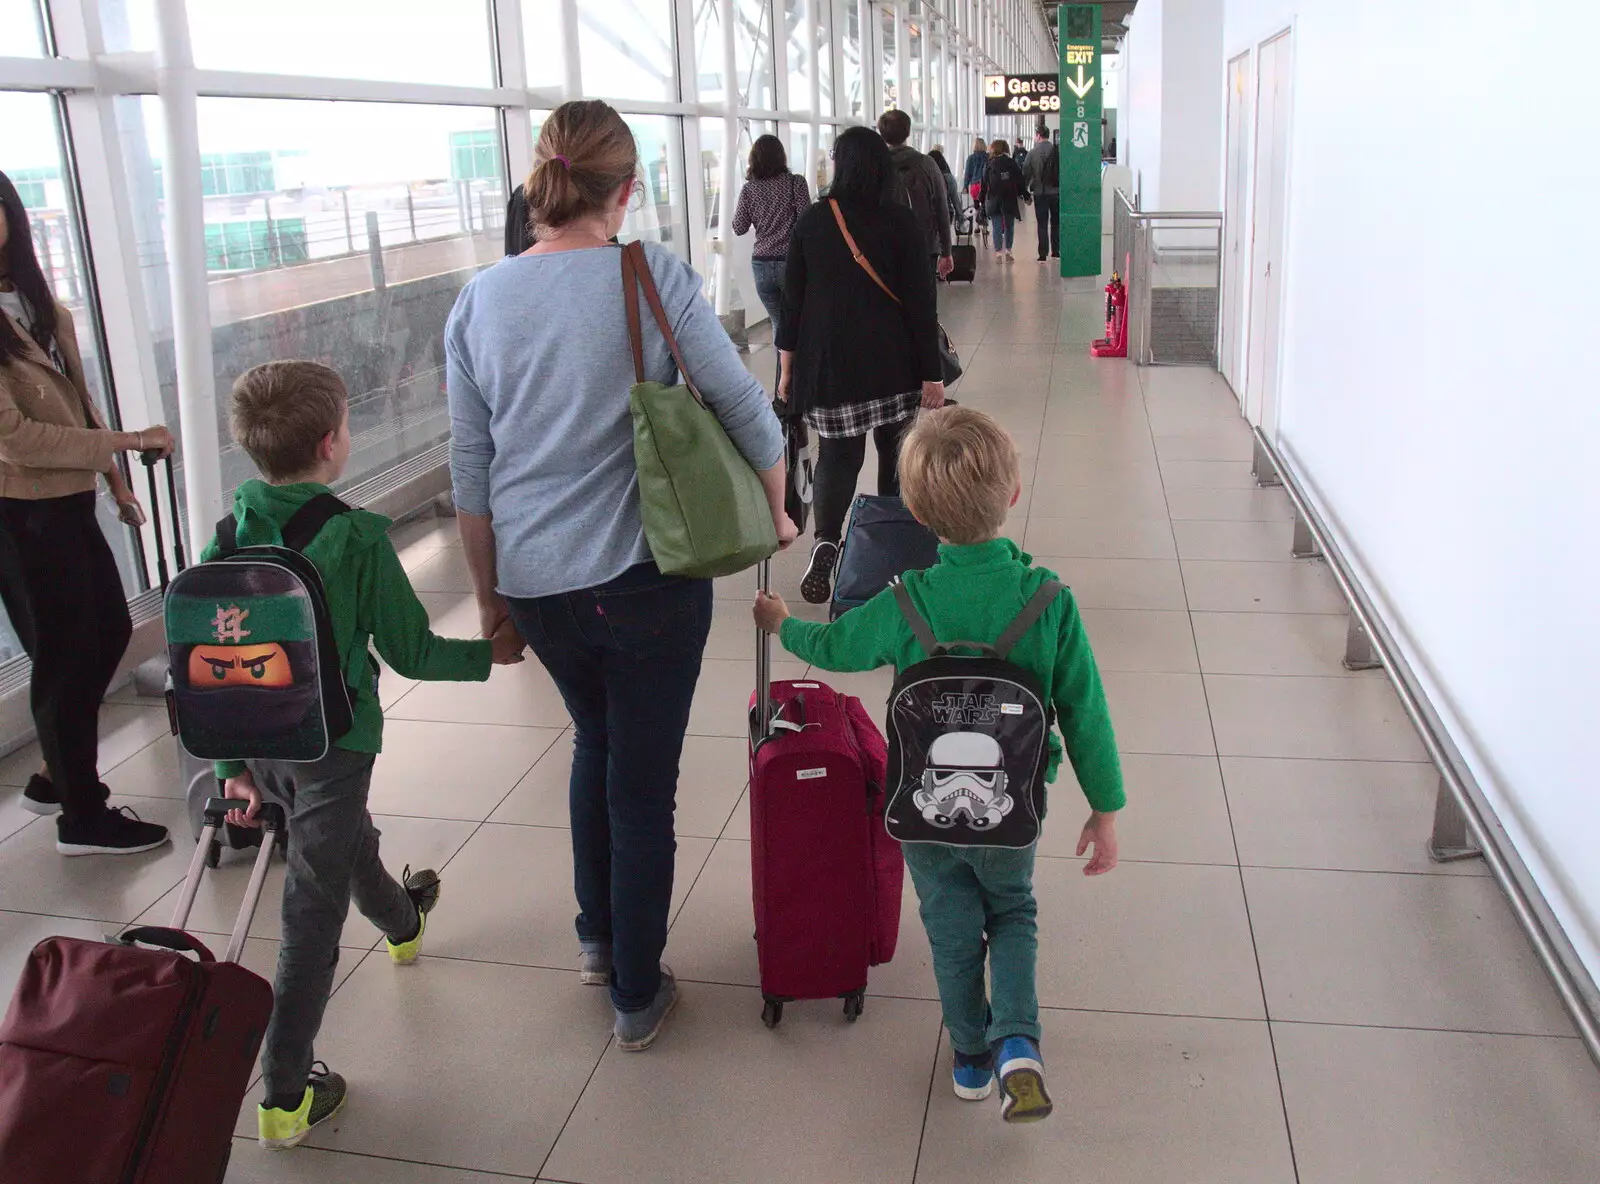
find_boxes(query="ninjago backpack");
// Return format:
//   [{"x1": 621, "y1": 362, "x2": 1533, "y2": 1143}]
[
  {"x1": 164, "y1": 494, "x2": 357, "y2": 763},
  {"x1": 882, "y1": 578, "x2": 1063, "y2": 849}
]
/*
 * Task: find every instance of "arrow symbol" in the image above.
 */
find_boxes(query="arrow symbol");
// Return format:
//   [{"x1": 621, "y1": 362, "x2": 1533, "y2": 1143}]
[{"x1": 1065, "y1": 64, "x2": 1095, "y2": 99}]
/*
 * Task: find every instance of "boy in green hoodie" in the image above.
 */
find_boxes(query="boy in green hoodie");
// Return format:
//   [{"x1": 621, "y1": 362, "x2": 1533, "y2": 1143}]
[
  {"x1": 755, "y1": 405, "x2": 1123, "y2": 1124},
  {"x1": 212, "y1": 361, "x2": 523, "y2": 1150}
]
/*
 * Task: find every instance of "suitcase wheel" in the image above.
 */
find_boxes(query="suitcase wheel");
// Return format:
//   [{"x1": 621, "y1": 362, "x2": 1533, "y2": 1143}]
[
  {"x1": 205, "y1": 838, "x2": 222, "y2": 869},
  {"x1": 843, "y1": 990, "x2": 865, "y2": 1023},
  {"x1": 761, "y1": 998, "x2": 785, "y2": 1029}
]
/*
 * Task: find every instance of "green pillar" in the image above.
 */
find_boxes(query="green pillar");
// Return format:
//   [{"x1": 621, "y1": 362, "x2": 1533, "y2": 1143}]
[{"x1": 1058, "y1": 4, "x2": 1103, "y2": 278}]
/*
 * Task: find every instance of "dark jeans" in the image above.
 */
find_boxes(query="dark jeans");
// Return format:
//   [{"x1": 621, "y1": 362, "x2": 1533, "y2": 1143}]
[
  {"x1": 1035, "y1": 193, "x2": 1059, "y2": 257},
  {"x1": 752, "y1": 256, "x2": 787, "y2": 347},
  {"x1": 0, "y1": 493, "x2": 130, "y2": 826},
  {"x1": 813, "y1": 417, "x2": 914, "y2": 542},
  {"x1": 507, "y1": 562, "x2": 712, "y2": 1011},
  {"x1": 252, "y1": 748, "x2": 417, "y2": 1102},
  {"x1": 990, "y1": 214, "x2": 1015, "y2": 251}
]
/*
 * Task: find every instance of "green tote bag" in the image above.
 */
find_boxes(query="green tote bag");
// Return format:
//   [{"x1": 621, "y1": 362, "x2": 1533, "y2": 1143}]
[{"x1": 622, "y1": 241, "x2": 778, "y2": 578}]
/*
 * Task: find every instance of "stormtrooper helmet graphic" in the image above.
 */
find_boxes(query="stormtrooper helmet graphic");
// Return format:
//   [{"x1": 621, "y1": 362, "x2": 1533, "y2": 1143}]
[{"x1": 913, "y1": 731, "x2": 1014, "y2": 831}]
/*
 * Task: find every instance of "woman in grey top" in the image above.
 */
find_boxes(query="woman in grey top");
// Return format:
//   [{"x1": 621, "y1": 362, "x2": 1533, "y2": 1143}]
[{"x1": 446, "y1": 100, "x2": 794, "y2": 1052}]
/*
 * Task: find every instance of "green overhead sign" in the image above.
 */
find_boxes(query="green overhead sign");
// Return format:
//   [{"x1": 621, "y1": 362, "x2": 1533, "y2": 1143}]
[{"x1": 1058, "y1": 4, "x2": 1102, "y2": 278}]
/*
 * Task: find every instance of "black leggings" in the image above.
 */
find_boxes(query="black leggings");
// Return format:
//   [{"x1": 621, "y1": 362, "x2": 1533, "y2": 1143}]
[
  {"x1": 0, "y1": 493, "x2": 131, "y2": 826},
  {"x1": 813, "y1": 418, "x2": 914, "y2": 543}
]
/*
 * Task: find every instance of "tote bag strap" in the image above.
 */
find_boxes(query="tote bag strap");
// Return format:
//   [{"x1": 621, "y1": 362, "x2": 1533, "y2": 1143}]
[
  {"x1": 621, "y1": 240, "x2": 706, "y2": 407},
  {"x1": 829, "y1": 199, "x2": 901, "y2": 306}
]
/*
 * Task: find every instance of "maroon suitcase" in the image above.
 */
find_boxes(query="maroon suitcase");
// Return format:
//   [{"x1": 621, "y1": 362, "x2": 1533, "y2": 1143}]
[
  {"x1": 748, "y1": 561, "x2": 903, "y2": 1028},
  {"x1": 0, "y1": 799, "x2": 284, "y2": 1184}
]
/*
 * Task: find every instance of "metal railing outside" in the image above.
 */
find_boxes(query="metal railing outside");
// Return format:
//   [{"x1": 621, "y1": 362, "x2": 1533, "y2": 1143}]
[
  {"x1": 1113, "y1": 189, "x2": 1223, "y2": 367},
  {"x1": 1251, "y1": 429, "x2": 1600, "y2": 1069}
]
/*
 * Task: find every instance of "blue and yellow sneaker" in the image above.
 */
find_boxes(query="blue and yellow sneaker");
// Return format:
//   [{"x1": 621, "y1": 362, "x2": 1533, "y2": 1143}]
[
  {"x1": 258, "y1": 1062, "x2": 347, "y2": 1150},
  {"x1": 953, "y1": 1049, "x2": 995, "y2": 1100},
  {"x1": 995, "y1": 1036, "x2": 1053, "y2": 1124},
  {"x1": 386, "y1": 866, "x2": 441, "y2": 966}
]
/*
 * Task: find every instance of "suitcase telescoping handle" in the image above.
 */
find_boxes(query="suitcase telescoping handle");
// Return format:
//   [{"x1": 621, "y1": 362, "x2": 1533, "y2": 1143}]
[
  {"x1": 755, "y1": 557, "x2": 771, "y2": 737},
  {"x1": 165, "y1": 797, "x2": 287, "y2": 964},
  {"x1": 140, "y1": 450, "x2": 186, "y2": 590}
]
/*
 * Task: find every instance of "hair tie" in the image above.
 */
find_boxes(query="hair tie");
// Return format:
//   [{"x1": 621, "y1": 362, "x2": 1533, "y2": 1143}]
[{"x1": 552, "y1": 155, "x2": 570, "y2": 169}]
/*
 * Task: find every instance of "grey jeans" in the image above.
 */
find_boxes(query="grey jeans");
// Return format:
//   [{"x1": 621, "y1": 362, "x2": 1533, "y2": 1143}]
[{"x1": 251, "y1": 747, "x2": 417, "y2": 1101}]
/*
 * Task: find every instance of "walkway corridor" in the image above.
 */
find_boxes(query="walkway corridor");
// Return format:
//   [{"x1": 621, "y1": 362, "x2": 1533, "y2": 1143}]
[{"x1": 0, "y1": 250, "x2": 1596, "y2": 1183}]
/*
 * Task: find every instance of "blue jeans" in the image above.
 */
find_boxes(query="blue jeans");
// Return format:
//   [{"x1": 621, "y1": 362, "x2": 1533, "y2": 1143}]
[
  {"x1": 507, "y1": 562, "x2": 712, "y2": 1011},
  {"x1": 902, "y1": 843, "x2": 1041, "y2": 1056},
  {"x1": 990, "y1": 214, "x2": 1015, "y2": 251},
  {"x1": 752, "y1": 256, "x2": 787, "y2": 345}
]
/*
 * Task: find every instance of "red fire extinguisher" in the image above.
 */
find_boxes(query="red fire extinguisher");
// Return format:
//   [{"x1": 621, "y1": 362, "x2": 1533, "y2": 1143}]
[{"x1": 1091, "y1": 270, "x2": 1128, "y2": 358}]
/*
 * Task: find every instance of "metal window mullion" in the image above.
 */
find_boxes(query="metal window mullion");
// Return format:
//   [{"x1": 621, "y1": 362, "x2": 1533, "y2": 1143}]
[
  {"x1": 893, "y1": 3, "x2": 907, "y2": 114},
  {"x1": 861, "y1": 0, "x2": 879, "y2": 124},
  {"x1": 493, "y1": 0, "x2": 534, "y2": 202},
  {"x1": 675, "y1": 0, "x2": 708, "y2": 274},
  {"x1": 716, "y1": 0, "x2": 738, "y2": 313},
  {"x1": 558, "y1": 0, "x2": 582, "y2": 101},
  {"x1": 0, "y1": 54, "x2": 94, "y2": 89},
  {"x1": 807, "y1": 0, "x2": 821, "y2": 159},
  {"x1": 185, "y1": 69, "x2": 522, "y2": 107}
]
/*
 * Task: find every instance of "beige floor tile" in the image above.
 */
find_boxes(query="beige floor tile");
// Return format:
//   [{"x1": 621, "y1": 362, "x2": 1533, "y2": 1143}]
[
  {"x1": 1244, "y1": 867, "x2": 1574, "y2": 1034},
  {"x1": 0, "y1": 790, "x2": 40, "y2": 844},
  {"x1": 0, "y1": 909, "x2": 115, "y2": 990},
  {"x1": 1191, "y1": 611, "x2": 1372, "y2": 677},
  {"x1": 722, "y1": 785, "x2": 749, "y2": 837},
  {"x1": 1100, "y1": 672, "x2": 1216, "y2": 755},
  {"x1": 1206, "y1": 675, "x2": 1427, "y2": 761},
  {"x1": 1180, "y1": 559, "x2": 1347, "y2": 614},
  {"x1": 1165, "y1": 487, "x2": 1295, "y2": 521},
  {"x1": 1274, "y1": 1022, "x2": 1600, "y2": 1184},
  {"x1": 414, "y1": 590, "x2": 477, "y2": 634},
  {"x1": 1222, "y1": 757, "x2": 1483, "y2": 876},
  {"x1": 1173, "y1": 519, "x2": 1296, "y2": 562},
  {"x1": 405, "y1": 546, "x2": 477, "y2": 593},
  {"x1": 267, "y1": 956, "x2": 614, "y2": 1175},
  {"x1": 916, "y1": 1011, "x2": 1295, "y2": 1184},
  {"x1": 713, "y1": 544, "x2": 811, "y2": 602},
  {"x1": 0, "y1": 704, "x2": 172, "y2": 789},
  {"x1": 1038, "y1": 431, "x2": 1157, "y2": 467},
  {"x1": 688, "y1": 658, "x2": 806, "y2": 738},
  {"x1": 426, "y1": 822, "x2": 712, "y2": 970},
  {"x1": 101, "y1": 735, "x2": 185, "y2": 799},
  {"x1": 367, "y1": 721, "x2": 564, "y2": 821},
  {"x1": 1150, "y1": 415, "x2": 1254, "y2": 443},
  {"x1": 703, "y1": 603, "x2": 764, "y2": 660},
  {"x1": 1039, "y1": 401, "x2": 1150, "y2": 438},
  {"x1": 0, "y1": 795, "x2": 191, "y2": 923},
  {"x1": 1044, "y1": 753, "x2": 1236, "y2": 865},
  {"x1": 389, "y1": 513, "x2": 460, "y2": 571},
  {"x1": 223, "y1": 1139, "x2": 532, "y2": 1183},
  {"x1": 1159, "y1": 459, "x2": 1259, "y2": 490},
  {"x1": 665, "y1": 838, "x2": 937, "y2": 1003},
  {"x1": 542, "y1": 982, "x2": 940, "y2": 1184},
  {"x1": 1137, "y1": 365, "x2": 1240, "y2": 405},
  {"x1": 376, "y1": 659, "x2": 421, "y2": 709},
  {"x1": 1033, "y1": 856, "x2": 1263, "y2": 1018},
  {"x1": 491, "y1": 733, "x2": 745, "y2": 841},
  {"x1": 1032, "y1": 557, "x2": 1187, "y2": 610},
  {"x1": 387, "y1": 660, "x2": 573, "y2": 728},
  {"x1": 1079, "y1": 609, "x2": 1198, "y2": 673},
  {"x1": 1025, "y1": 479, "x2": 1171, "y2": 520},
  {"x1": 1022, "y1": 517, "x2": 1176, "y2": 560},
  {"x1": 137, "y1": 813, "x2": 478, "y2": 948},
  {"x1": 1153, "y1": 432, "x2": 1255, "y2": 461}
]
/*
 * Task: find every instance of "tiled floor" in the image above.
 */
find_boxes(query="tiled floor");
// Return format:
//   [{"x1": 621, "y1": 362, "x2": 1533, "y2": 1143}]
[{"x1": 1, "y1": 244, "x2": 1596, "y2": 1183}]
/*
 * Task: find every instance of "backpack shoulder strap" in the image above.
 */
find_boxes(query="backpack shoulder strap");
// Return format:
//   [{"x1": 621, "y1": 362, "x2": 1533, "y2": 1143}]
[
  {"x1": 281, "y1": 493, "x2": 353, "y2": 553},
  {"x1": 214, "y1": 513, "x2": 238, "y2": 557},
  {"x1": 891, "y1": 579, "x2": 941, "y2": 658},
  {"x1": 994, "y1": 580, "x2": 1064, "y2": 660}
]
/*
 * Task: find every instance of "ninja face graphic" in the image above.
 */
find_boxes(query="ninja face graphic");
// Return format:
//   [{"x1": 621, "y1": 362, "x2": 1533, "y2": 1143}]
[
  {"x1": 187, "y1": 643, "x2": 294, "y2": 689},
  {"x1": 913, "y1": 731, "x2": 1015, "y2": 831}
]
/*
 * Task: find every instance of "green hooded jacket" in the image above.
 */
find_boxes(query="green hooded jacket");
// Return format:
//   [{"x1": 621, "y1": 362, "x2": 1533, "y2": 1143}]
[{"x1": 203, "y1": 480, "x2": 492, "y2": 778}]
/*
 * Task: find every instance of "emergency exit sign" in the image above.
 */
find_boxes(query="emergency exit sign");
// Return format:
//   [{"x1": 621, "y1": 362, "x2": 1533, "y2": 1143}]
[{"x1": 1058, "y1": 4, "x2": 1102, "y2": 278}]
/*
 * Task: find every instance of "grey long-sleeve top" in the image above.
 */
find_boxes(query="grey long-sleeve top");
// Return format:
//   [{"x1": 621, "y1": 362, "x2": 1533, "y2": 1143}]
[{"x1": 446, "y1": 242, "x2": 783, "y2": 599}]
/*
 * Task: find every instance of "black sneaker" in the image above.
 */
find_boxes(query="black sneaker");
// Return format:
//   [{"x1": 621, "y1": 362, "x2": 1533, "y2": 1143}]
[
  {"x1": 801, "y1": 540, "x2": 839, "y2": 605},
  {"x1": 55, "y1": 806, "x2": 170, "y2": 857},
  {"x1": 21, "y1": 775, "x2": 111, "y2": 817},
  {"x1": 258, "y1": 1062, "x2": 348, "y2": 1150}
]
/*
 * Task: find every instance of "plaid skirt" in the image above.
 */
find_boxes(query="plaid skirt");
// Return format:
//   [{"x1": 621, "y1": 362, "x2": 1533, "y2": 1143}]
[{"x1": 805, "y1": 389, "x2": 921, "y2": 439}]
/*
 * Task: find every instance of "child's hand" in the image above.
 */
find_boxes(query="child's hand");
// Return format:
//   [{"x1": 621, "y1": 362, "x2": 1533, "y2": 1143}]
[
  {"x1": 1077, "y1": 810, "x2": 1119, "y2": 876},
  {"x1": 490, "y1": 619, "x2": 526, "y2": 665},
  {"x1": 224, "y1": 771, "x2": 263, "y2": 829},
  {"x1": 754, "y1": 591, "x2": 791, "y2": 634}
]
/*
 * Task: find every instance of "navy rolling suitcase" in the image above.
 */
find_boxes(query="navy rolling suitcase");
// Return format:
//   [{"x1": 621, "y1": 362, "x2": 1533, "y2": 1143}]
[{"x1": 829, "y1": 495, "x2": 941, "y2": 620}]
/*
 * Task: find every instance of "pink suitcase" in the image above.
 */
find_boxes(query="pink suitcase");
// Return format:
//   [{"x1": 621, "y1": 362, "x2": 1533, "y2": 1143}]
[{"x1": 748, "y1": 561, "x2": 903, "y2": 1028}]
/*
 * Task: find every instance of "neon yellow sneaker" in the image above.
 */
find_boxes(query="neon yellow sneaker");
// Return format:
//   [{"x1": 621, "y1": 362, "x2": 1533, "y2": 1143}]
[
  {"x1": 258, "y1": 1063, "x2": 347, "y2": 1149},
  {"x1": 386, "y1": 865, "x2": 441, "y2": 966}
]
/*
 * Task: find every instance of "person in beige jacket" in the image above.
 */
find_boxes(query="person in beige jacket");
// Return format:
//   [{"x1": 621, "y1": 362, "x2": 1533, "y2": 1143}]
[{"x1": 0, "y1": 170, "x2": 175, "y2": 855}]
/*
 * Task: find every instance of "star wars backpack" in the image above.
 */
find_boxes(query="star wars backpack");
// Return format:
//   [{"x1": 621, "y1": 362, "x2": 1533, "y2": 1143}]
[
  {"x1": 882, "y1": 579, "x2": 1063, "y2": 849},
  {"x1": 164, "y1": 495, "x2": 357, "y2": 763}
]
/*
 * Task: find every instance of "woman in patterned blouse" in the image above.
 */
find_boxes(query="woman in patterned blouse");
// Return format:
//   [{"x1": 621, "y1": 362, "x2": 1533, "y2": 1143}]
[{"x1": 732, "y1": 135, "x2": 812, "y2": 389}]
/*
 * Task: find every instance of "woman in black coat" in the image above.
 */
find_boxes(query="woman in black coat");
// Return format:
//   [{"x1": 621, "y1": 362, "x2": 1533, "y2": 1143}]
[
  {"x1": 776, "y1": 126, "x2": 945, "y2": 604},
  {"x1": 980, "y1": 139, "x2": 1026, "y2": 263}
]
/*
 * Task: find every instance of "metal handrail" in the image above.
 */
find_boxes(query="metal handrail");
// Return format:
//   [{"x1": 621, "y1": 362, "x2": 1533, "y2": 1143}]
[
  {"x1": 1122, "y1": 209, "x2": 1224, "y2": 221},
  {"x1": 1252, "y1": 426, "x2": 1600, "y2": 1067}
]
